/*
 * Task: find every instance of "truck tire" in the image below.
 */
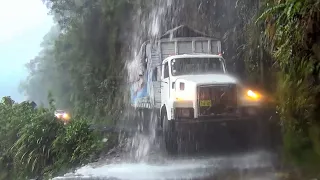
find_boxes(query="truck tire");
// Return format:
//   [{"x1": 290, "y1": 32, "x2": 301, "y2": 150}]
[
  {"x1": 162, "y1": 112, "x2": 178, "y2": 154},
  {"x1": 256, "y1": 114, "x2": 272, "y2": 150}
]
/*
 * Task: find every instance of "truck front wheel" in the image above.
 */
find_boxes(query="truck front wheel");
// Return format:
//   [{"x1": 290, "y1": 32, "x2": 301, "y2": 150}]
[{"x1": 162, "y1": 112, "x2": 178, "y2": 154}]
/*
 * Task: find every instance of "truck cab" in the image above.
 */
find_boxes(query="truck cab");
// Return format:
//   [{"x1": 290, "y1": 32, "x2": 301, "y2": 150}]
[{"x1": 160, "y1": 53, "x2": 262, "y2": 122}]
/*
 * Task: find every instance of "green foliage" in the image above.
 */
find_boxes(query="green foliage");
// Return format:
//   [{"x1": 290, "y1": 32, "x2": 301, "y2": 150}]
[
  {"x1": 257, "y1": 0, "x2": 320, "y2": 176},
  {"x1": 53, "y1": 119, "x2": 102, "y2": 167},
  {"x1": 0, "y1": 96, "x2": 104, "y2": 179}
]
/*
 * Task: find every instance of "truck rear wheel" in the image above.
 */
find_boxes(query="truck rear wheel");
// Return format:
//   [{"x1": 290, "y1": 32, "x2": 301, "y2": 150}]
[
  {"x1": 255, "y1": 116, "x2": 272, "y2": 150},
  {"x1": 162, "y1": 112, "x2": 178, "y2": 154}
]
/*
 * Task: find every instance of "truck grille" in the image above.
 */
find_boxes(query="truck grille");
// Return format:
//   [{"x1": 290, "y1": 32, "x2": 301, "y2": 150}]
[{"x1": 197, "y1": 84, "x2": 237, "y2": 116}]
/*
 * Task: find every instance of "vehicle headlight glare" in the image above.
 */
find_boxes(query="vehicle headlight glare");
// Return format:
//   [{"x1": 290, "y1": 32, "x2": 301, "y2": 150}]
[
  {"x1": 246, "y1": 90, "x2": 260, "y2": 100},
  {"x1": 62, "y1": 113, "x2": 70, "y2": 120}
]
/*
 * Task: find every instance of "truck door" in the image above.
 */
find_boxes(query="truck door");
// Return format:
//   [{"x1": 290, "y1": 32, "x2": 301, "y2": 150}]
[{"x1": 161, "y1": 61, "x2": 170, "y2": 108}]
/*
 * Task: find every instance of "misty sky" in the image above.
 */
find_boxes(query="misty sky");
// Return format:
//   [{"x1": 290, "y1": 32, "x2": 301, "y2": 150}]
[{"x1": 0, "y1": 0, "x2": 53, "y2": 102}]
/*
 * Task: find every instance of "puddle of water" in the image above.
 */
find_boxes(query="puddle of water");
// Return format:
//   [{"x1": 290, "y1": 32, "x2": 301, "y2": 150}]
[{"x1": 53, "y1": 151, "x2": 277, "y2": 180}]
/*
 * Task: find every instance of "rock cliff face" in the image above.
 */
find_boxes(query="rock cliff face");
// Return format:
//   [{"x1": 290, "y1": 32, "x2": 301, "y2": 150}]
[{"x1": 125, "y1": 0, "x2": 260, "y2": 81}]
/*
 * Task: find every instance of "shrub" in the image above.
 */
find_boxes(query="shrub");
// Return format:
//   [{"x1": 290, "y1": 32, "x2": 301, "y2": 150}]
[
  {"x1": 0, "y1": 97, "x2": 104, "y2": 179},
  {"x1": 258, "y1": 0, "x2": 320, "y2": 177}
]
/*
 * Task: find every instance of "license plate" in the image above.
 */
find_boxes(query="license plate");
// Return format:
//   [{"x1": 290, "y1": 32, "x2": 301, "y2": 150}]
[{"x1": 200, "y1": 100, "x2": 212, "y2": 107}]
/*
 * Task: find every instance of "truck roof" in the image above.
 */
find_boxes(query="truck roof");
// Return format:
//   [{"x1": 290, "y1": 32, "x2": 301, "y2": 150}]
[
  {"x1": 163, "y1": 54, "x2": 224, "y2": 61},
  {"x1": 160, "y1": 25, "x2": 220, "y2": 39}
]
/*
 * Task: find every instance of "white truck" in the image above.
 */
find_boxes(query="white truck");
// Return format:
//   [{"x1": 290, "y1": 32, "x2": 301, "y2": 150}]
[{"x1": 129, "y1": 25, "x2": 266, "y2": 153}]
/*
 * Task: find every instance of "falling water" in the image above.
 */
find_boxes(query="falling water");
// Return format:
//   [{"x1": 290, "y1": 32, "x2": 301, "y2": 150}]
[
  {"x1": 53, "y1": 151, "x2": 278, "y2": 180},
  {"x1": 124, "y1": 0, "x2": 181, "y2": 162}
]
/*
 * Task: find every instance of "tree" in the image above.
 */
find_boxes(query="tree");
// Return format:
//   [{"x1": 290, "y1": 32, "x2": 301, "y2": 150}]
[{"x1": 0, "y1": 96, "x2": 104, "y2": 179}]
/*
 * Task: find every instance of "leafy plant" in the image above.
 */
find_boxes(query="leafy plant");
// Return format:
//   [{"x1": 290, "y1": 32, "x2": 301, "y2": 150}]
[
  {"x1": 257, "y1": 0, "x2": 320, "y2": 176},
  {"x1": 0, "y1": 97, "x2": 105, "y2": 179}
]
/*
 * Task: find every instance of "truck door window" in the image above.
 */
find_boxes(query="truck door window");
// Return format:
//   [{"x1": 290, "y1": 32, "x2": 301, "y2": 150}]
[{"x1": 163, "y1": 62, "x2": 169, "y2": 78}]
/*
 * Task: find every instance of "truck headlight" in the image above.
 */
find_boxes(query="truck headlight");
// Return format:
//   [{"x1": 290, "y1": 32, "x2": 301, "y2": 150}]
[
  {"x1": 245, "y1": 89, "x2": 262, "y2": 101},
  {"x1": 62, "y1": 113, "x2": 71, "y2": 120},
  {"x1": 174, "y1": 83, "x2": 195, "y2": 101},
  {"x1": 247, "y1": 90, "x2": 259, "y2": 99},
  {"x1": 175, "y1": 91, "x2": 194, "y2": 101}
]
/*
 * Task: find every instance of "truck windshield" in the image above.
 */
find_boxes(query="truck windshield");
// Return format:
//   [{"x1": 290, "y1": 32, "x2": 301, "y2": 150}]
[{"x1": 171, "y1": 57, "x2": 224, "y2": 76}]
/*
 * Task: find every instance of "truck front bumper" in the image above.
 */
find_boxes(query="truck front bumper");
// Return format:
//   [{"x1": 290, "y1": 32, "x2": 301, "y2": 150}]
[
  {"x1": 171, "y1": 106, "x2": 264, "y2": 132},
  {"x1": 172, "y1": 106, "x2": 262, "y2": 122}
]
